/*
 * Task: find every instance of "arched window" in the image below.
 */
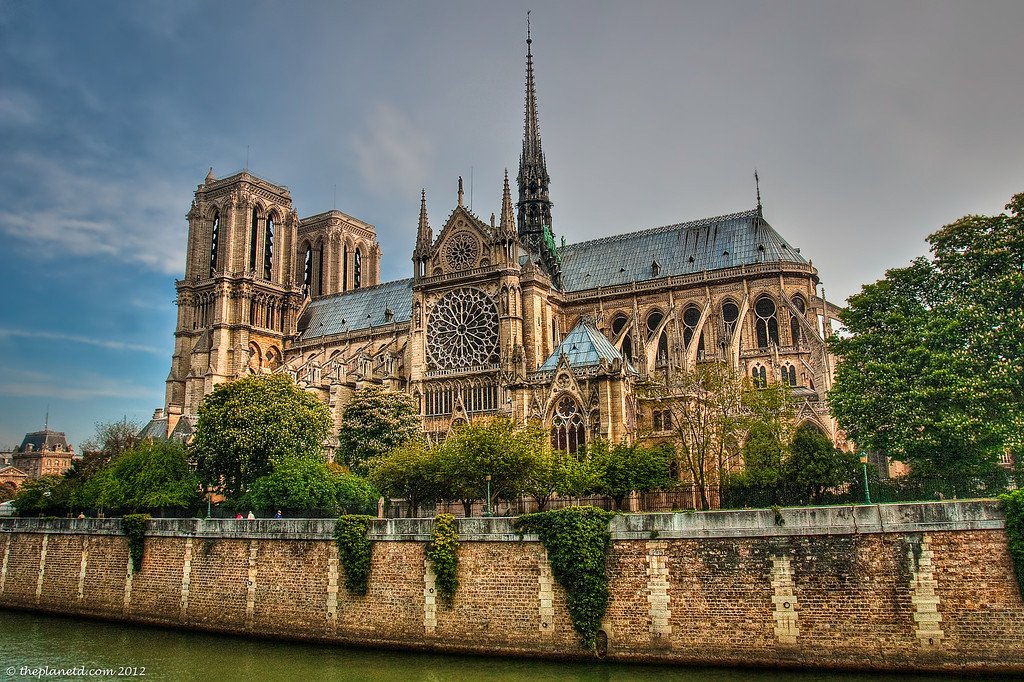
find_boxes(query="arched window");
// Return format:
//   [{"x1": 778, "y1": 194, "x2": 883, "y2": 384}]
[
  {"x1": 209, "y1": 211, "x2": 220, "y2": 277},
  {"x1": 611, "y1": 313, "x2": 632, "y2": 364},
  {"x1": 646, "y1": 310, "x2": 663, "y2": 340},
  {"x1": 551, "y1": 395, "x2": 585, "y2": 453},
  {"x1": 354, "y1": 248, "x2": 362, "y2": 289},
  {"x1": 751, "y1": 365, "x2": 767, "y2": 388},
  {"x1": 754, "y1": 296, "x2": 779, "y2": 348},
  {"x1": 722, "y1": 300, "x2": 739, "y2": 340},
  {"x1": 263, "y1": 215, "x2": 274, "y2": 280},
  {"x1": 682, "y1": 304, "x2": 705, "y2": 356},
  {"x1": 791, "y1": 294, "x2": 806, "y2": 347},
  {"x1": 781, "y1": 364, "x2": 797, "y2": 386},
  {"x1": 343, "y1": 244, "x2": 349, "y2": 292},
  {"x1": 302, "y1": 244, "x2": 313, "y2": 297},
  {"x1": 646, "y1": 310, "x2": 668, "y2": 367},
  {"x1": 249, "y1": 208, "x2": 259, "y2": 272},
  {"x1": 317, "y1": 242, "x2": 325, "y2": 296}
]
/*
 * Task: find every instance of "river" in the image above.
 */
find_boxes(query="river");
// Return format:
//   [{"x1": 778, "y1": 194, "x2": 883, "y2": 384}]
[{"x1": 0, "y1": 610, "x2": 1006, "y2": 681}]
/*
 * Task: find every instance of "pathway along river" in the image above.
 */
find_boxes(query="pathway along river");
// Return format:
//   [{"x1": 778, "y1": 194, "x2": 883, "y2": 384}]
[{"x1": 0, "y1": 610, "x2": 1008, "y2": 682}]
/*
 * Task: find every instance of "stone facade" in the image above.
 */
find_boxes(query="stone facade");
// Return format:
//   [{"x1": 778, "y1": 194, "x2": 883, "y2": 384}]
[
  {"x1": 0, "y1": 430, "x2": 75, "y2": 484},
  {"x1": 162, "y1": 34, "x2": 845, "y2": 459},
  {"x1": 0, "y1": 502, "x2": 1021, "y2": 672}
]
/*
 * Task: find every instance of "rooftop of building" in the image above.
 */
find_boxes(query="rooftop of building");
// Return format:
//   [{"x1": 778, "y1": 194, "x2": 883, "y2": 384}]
[{"x1": 16, "y1": 430, "x2": 73, "y2": 454}]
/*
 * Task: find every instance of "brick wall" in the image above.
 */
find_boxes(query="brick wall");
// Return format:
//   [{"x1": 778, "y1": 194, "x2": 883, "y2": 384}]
[{"x1": 0, "y1": 501, "x2": 1021, "y2": 673}]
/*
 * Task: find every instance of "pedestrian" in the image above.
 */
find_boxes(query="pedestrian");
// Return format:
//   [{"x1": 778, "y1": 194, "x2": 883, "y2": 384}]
[
  {"x1": 77, "y1": 512, "x2": 85, "y2": 520},
  {"x1": 235, "y1": 513, "x2": 243, "y2": 520},
  {"x1": 275, "y1": 510, "x2": 282, "y2": 519},
  {"x1": 247, "y1": 511, "x2": 255, "y2": 520}
]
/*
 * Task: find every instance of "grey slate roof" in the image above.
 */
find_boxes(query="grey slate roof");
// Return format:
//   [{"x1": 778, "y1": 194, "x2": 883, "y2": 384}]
[
  {"x1": 17, "y1": 430, "x2": 71, "y2": 453},
  {"x1": 558, "y1": 209, "x2": 807, "y2": 291},
  {"x1": 298, "y1": 278, "x2": 414, "y2": 340},
  {"x1": 539, "y1": 319, "x2": 624, "y2": 371}
]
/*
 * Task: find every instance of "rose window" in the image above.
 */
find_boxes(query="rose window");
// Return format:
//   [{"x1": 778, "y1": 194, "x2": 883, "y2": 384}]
[
  {"x1": 443, "y1": 232, "x2": 480, "y2": 271},
  {"x1": 427, "y1": 287, "x2": 499, "y2": 369}
]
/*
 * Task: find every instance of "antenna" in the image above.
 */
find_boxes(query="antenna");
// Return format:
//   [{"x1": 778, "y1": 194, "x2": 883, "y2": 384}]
[
  {"x1": 44, "y1": 405, "x2": 49, "y2": 431},
  {"x1": 470, "y1": 166, "x2": 474, "y2": 211},
  {"x1": 527, "y1": 10, "x2": 531, "y2": 44}
]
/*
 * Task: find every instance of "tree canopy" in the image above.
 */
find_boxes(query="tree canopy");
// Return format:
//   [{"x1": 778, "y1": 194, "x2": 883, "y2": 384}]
[
  {"x1": 829, "y1": 191, "x2": 1024, "y2": 495},
  {"x1": 337, "y1": 384, "x2": 421, "y2": 476},
  {"x1": 190, "y1": 374, "x2": 333, "y2": 498},
  {"x1": 241, "y1": 458, "x2": 378, "y2": 515},
  {"x1": 97, "y1": 440, "x2": 200, "y2": 513}
]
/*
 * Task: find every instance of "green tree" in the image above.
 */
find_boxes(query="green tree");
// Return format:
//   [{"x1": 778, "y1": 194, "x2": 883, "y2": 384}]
[
  {"x1": 331, "y1": 468, "x2": 380, "y2": 516},
  {"x1": 368, "y1": 438, "x2": 441, "y2": 518},
  {"x1": 589, "y1": 440, "x2": 675, "y2": 510},
  {"x1": 98, "y1": 440, "x2": 200, "y2": 514},
  {"x1": 337, "y1": 384, "x2": 421, "y2": 476},
  {"x1": 190, "y1": 374, "x2": 332, "y2": 498},
  {"x1": 241, "y1": 458, "x2": 339, "y2": 514},
  {"x1": 554, "y1": 450, "x2": 604, "y2": 501},
  {"x1": 785, "y1": 424, "x2": 858, "y2": 505},
  {"x1": 644, "y1": 363, "x2": 746, "y2": 509},
  {"x1": 12, "y1": 476, "x2": 64, "y2": 515},
  {"x1": 830, "y1": 255, "x2": 1008, "y2": 496},
  {"x1": 435, "y1": 417, "x2": 544, "y2": 516},
  {"x1": 0, "y1": 481, "x2": 17, "y2": 503}
]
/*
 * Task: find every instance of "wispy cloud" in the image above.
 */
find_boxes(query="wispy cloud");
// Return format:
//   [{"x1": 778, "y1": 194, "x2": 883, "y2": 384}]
[
  {"x1": 0, "y1": 328, "x2": 164, "y2": 356},
  {"x1": 0, "y1": 152, "x2": 185, "y2": 274},
  {"x1": 351, "y1": 103, "x2": 433, "y2": 197},
  {"x1": 0, "y1": 366, "x2": 156, "y2": 401},
  {"x1": 0, "y1": 89, "x2": 41, "y2": 128}
]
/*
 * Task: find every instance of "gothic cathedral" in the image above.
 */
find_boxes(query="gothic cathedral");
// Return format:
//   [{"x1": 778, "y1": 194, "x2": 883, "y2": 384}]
[{"x1": 163, "y1": 33, "x2": 844, "y2": 458}]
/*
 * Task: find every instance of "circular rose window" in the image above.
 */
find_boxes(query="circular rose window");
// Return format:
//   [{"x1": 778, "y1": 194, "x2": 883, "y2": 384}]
[
  {"x1": 443, "y1": 232, "x2": 480, "y2": 271},
  {"x1": 427, "y1": 287, "x2": 499, "y2": 369}
]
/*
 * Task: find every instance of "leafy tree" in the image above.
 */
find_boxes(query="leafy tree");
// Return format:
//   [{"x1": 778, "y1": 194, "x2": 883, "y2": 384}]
[
  {"x1": 241, "y1": 458, "x2": 339, "y2": 514},
  {"x1": 80, "y1": 416, "x2": 143, "y2": 457},
  {"x1": 190, "y1": 374, "x2": 332, "y2": 498},
  {"x1": 337, "y1": 384, "x2": 421, "y2": 476},
  {"x1": 435, "y1": 417, "x2": 544, "y2": 516},
  {"x1": 12, "y1": 476, "x2": 64, "y2": 515},
  {"x1": 589, "y1": 440, "x2": 674, "y2": 510},
  {"x1": 555, "y1": 450, "x2": 604, "y2": 501},
  {"x1": 785, "y1": 424, "x2": 858, "y2": 505},
  {"x1": 644, "y1": 363, "x2": 746, "y2": 509},
  {"x1": 0, "y1": 481, "x2": 17, "y2": 503},
  {"x1": 829, "y1": 195, "x2": 1021, "y2": 496},
  {"x1": 98, "y1": 440, "x2": 200, "y2": 514},
  {"x1": 367, "y1": 439, "x2": 441, "y2": 518},
  {"x1": 331, "y1": 468, "x2": 380, "y2": 516}
]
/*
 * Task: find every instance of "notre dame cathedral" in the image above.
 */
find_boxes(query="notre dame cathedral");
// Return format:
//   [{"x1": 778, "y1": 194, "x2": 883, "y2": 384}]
[{"x1": 162, "y1": 32, "x2": 844, "y2": 459}]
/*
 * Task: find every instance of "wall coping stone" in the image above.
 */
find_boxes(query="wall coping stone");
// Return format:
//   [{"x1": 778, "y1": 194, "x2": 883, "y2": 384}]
[{"x1": 0, "y1": 500, "x2": 1003, "y2": 542}]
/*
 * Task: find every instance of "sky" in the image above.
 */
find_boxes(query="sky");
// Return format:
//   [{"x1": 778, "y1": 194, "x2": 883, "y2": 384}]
[{"x1": 1, "y1": 0, "x2": 1022, "y2": 450}]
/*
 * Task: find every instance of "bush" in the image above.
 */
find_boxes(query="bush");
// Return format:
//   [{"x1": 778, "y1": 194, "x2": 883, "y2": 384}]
[
  {"x1": 427, "y1": 514, "x2": 460, "y2": 607},
  {"x1": 121, "y1": 513, "x2": 150, "y2": 573},
  {"x1": 334, "y1": 515, "x2": 374, "y2": 595}
]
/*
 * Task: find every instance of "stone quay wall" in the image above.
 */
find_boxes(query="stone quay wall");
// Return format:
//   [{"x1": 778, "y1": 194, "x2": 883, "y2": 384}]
[{"x1": 1, "y1": 501, "x2": 1021, "y2": 673}]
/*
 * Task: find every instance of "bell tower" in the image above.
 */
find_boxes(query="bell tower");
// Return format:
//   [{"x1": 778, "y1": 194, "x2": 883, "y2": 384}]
[{"x1": 164, "y1": 169, "x2": 303, "y2": 435}]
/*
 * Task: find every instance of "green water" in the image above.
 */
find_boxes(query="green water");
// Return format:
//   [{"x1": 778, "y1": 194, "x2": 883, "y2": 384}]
[{"x1": 0, "y1": 609, "x2": 1002, "y2": 681}]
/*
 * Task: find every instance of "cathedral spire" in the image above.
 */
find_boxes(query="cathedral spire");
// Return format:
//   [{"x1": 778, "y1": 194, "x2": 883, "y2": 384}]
[
  {"x1": 516, "y1": 13, "x2": 561, "y2": 287},
  {"x1": 458, "y1": 176, "x2": 465, "y2": 208},
  {"x1": 755, "y1": 169, "x2": 763, "y2": 217},
  {"x1": 416, "y1": 189, "x2": 432, "y2": 252},
  {"x1": 500, "y1": 169, "x2": 516, "y2": 235}
]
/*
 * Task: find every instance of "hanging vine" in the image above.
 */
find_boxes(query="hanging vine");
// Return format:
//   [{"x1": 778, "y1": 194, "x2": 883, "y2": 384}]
[
  {"x1": 121, "y1": 514, "x2": 151, "y2": 573},
  {"x1": 427, "y1": 514, "x2": 460, "y2": 607},
  {"x1": 1000, "y1": 490, "x2": 1024, "y2": 597},
  {"x1": 334, "y1": 515, "x2": 374, "y2": 595},
  {"x1": 514, "y1": 506, "x2": 615, "y2": 649}
]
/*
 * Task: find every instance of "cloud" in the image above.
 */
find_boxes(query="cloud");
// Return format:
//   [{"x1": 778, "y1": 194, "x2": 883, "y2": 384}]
[
  {"x1": 0, "y1": 328, "x2": 164, "y2": 356},
  {"x1": 351, "y1": 103, "x2": 433, "y2": 197},
  {"x1": 0, "y1": 366, "x2": 156, "y2": 401},
  {"x1": 0, "y1": 152, "x2": 185, "y2": 274},
  {"x1": 0, "y1": 90, "x2": 40, "y2": 128}
]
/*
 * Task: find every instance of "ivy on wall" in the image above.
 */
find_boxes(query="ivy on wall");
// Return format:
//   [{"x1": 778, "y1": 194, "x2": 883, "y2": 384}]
[
  {"x1": 427, "y1": 514, "x2": 460, "y2": 607},
  {"x1": 1000, "y1": 490, "x2": 1024, "y2": 597},
  {"x1": 334, "y1": 515, "x2": 374, "y2": 595},
  {"x1": 121, "y1": 514, "x2": 151, "y2": 573},
  {"x1": 514, "y1": 506, "x2": 615, "y2": 649}
]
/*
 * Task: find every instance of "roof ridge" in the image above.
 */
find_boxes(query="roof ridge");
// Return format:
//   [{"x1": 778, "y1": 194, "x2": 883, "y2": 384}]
[
  {"x1": 309, "y1": 277, "x2": 414, "y2": 303},
  {"x1": 559, "y1": 208, "x2": 760, "y2": 252}
]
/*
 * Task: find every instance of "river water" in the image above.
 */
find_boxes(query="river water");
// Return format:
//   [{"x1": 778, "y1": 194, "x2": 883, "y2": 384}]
[{"x1": 0, "y1": 609, "x2": 1006, "y2": 681}]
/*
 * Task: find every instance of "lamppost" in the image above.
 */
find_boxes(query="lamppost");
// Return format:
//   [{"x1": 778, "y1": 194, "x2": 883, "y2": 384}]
[
  {"x1": 484, "y1": 474, "x2": 492, "y2": 517},
  {"x1": 859, "y1": 453, "x2": 872, "y2": 505}
]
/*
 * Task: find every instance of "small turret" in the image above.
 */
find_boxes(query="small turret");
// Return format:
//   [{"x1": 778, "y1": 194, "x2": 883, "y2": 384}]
[{"x1": 413, "y1": 189, "x2": 432, "y2": 278}]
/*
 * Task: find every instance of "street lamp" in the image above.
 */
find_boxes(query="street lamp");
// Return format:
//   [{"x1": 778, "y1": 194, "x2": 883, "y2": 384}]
[
  {"x1": 859, "y1": 453, "x2": 872, "y2": 505},
  {"x1": 484, "y1": 474, "x2": 492, "y2": 517}
]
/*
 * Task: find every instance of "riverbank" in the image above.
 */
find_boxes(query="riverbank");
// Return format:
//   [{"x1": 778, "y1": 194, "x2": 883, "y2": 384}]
[{"x1": 1, "y1": 501, "x2": 1021, "y2": 674}]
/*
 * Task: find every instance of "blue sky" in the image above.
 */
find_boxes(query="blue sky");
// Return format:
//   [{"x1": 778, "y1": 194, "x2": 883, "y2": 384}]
[{"x1": 1, "y1": 0, "x2": 1022, "y2": 449}]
